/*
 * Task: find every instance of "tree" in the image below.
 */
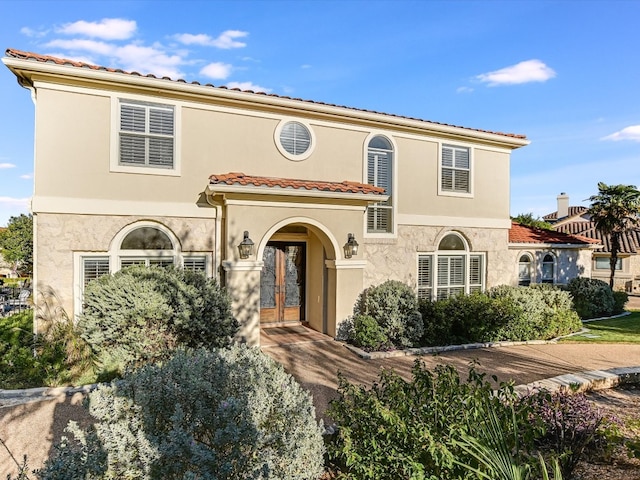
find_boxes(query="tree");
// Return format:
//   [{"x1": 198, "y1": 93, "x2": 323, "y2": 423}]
[
  {"x1": 0, "y1": 214, "x2": 33, "y2": 276},
  {"x1": 511, "y1": 213, "x2": 553, "y2": 230},
  {"x1": 587, "y1": 182, "x2": 640, "y2": 288}
]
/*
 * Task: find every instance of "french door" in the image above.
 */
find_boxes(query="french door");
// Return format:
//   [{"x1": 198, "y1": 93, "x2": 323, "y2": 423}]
[{"x1": 260, "y1": 242, "x2": 305, "y2": 324}]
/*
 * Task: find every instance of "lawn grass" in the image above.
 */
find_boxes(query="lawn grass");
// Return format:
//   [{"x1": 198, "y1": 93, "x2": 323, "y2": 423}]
[{"x1": 561, "y1": 311, "x2": 640, "y2": 343}]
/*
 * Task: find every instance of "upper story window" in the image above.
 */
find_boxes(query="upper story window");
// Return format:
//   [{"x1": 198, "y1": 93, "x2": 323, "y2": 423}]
[
  {"x1": 275, "y1": 120, "x2": 315, "y2": 160},
  {"x1": 119, "y1": 100, "x2": 175, "y2": 169},
  {"x1": 440, "y1": 145, "x2": 471, "y2": 195},
  {"x1": 417, "y1": 232, "x2": 484, "y2": 301},
  {"x1": 366, "y1": 136, "x2": 393, "y2": 234}
]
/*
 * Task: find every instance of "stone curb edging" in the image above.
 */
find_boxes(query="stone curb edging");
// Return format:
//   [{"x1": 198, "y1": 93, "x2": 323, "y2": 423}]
[
  {"x1": 513, "y1": 366, "x2": 640, "y2": 396},
  {"x1": 343, "y1": 339, "x2": 556, "y2": 360},
  {"x1": 0, "y1": 383, "x2": 99, "y2": 408}
]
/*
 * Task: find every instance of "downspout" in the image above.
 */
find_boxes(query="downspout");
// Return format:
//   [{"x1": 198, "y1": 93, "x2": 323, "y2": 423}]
[
  {"x1": 20, "y1": 80, "x2": 38, "y2": 335},
  {"x1": 205, "y1": 192, "x2": 223, "y2": 283}
]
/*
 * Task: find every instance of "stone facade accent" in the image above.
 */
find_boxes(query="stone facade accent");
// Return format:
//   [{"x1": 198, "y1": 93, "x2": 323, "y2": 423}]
[{"x1": 35, "y1": 213, "x2": 217, "y2": 318}]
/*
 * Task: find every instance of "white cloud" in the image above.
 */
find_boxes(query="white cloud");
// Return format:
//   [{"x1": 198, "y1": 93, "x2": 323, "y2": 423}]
[
  {"x1": 457, "y1": 86, "x2": 474, "y2": 94},
  {"x1": 477, "y1": 59, "x2": 556, "y2": 86},
  {"x1": 20, "y1": 26, "x2": 48, "y2": 38},
  {"x1": 200, "y1": 62, "x2": 233, "y2": 80},
  {"x1": 20, "y1": 174, "x2": 33, "y2": 180},
  {"x1": 0, "y1": 163, "x2": 16, "y2": 169},
  {"x1": 115, "y1": 44, "x2": 184, "y2": 78},
  {"x1": 602, "y1": 125, "x2": 640, "y2": 142},
  {"x1": 301, "y1": 64, "x2": 312, "y2": 69},
  {"x1": 57, "y1": 18, "x2": 137, "y2": 40},
  {"x1": 226, "y1": 81, "x2": 271, "y2": 93},
  {"x1": 46, "y1": 39, "x2": 115, "y2": 56},
  {"x1": 0, "y1": 197, "x2": 30, "y2": 208},
  {"x1": 174, "y1": 30, "x2": 248, "y2": 49}
]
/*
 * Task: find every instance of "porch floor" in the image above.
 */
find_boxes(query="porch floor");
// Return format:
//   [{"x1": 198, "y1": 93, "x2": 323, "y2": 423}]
[{"x1": 260, "y1": 324, "x2": 332, "y2": 348}]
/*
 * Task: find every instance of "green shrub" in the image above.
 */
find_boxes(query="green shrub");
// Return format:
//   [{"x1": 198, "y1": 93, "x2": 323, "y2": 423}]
[
  {"x1": 79, "y1": 266, "x2": 238, "y2": 371},
  {"x1": 353, "y1": 280, "x2": 423, "y2": 348},
  {"x1": 566, "y1": 277, "x2": 616, "y2": 319},
  {"x1": 350, "y1": 314, "x2": 390, "y2": 351},
  {"x1": 41, "y1": 346, "x2": 325, "y2": 480},
  {"x1": 613, "y1": 290, "x2": 629, "y2": 314},
  {"x1": 327, "y1": 362, "x2": 537, "y2": 479},
  {"x1": 488, "y1": 285, "x2": 581, "y2": 341}
]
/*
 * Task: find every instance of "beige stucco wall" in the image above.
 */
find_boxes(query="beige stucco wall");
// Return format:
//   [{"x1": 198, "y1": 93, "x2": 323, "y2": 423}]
[
  {"x1": 592, "y1": 253, "x2": 639, "y2": 291},
  {"x1": 32, "y1": 84, "x2": 513, "y2": 225},
  {"x1": 509, "y1": 247, "x2": 593, "y2": 286},
  {"x1": 34, "y1": 213, "x2": 216, "y2": 319}
]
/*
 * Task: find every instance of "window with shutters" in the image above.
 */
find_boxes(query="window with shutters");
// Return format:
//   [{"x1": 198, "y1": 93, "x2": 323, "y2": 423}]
[
  {"x1": 440, "y1": 145, "x2": 471, "y2": 196},
  {"x1": 119, "y1": 100, "x2": 174, "y2": 168},
  {"x1": 366, "y1": 136, "x2": 393, "y2": 233},
  {"x1": 111, "y1": 98, "x2": 180, "y2": 175},
  {"x1": 82, "y1": 257, "x2": 110, "y2": 286},
  {"x1": 417, "y1": 232, "x2": 485, "y2": 301},
  {"x1": 75, "y1": 222, "x2": 212, "y2": 316},
  {"x1": 275, "y1": 119, "x2": 315, "y2": 160}
]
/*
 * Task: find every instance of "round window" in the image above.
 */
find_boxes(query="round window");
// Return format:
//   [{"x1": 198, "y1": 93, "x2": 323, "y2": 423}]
[{"x1": 276, "y1": 120, "x2": 313, "y2": 160}]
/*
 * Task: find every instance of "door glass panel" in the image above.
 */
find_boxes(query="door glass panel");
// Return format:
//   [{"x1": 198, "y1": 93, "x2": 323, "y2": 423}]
[
  {"x1": 284, "y1": 245, "x2": 304, "y2": 307},
  {"x1": 260, "y1": 246, "x2": 276, "y2": 308}
]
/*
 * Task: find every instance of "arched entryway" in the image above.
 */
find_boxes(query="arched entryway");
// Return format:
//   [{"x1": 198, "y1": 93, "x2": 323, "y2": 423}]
[{"x1": 257, "y1": 219, "x2": 339, "y2": 335}]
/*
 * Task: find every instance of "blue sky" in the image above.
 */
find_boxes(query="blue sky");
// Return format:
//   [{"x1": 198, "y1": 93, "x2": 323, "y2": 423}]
[{"x1": 1, "y1": 0, "x2": 639, "y2": 226}]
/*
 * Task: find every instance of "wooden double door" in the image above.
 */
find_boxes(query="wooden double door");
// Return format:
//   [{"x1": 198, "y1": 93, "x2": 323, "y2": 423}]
[{"x1": 260, "y1": 242, "x2": 306, "y2": 324}]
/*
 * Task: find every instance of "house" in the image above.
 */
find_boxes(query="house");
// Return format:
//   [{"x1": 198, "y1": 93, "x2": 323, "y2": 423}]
[
  {"x1": 4, "y1": 48, "x2": 554, "y2": 345},
  {"x1": 544, "y1": 193, "x2": 640, "y2": 291},
  {"x1": 508, "y1": 222, "x2": 599, "y2": 286}
]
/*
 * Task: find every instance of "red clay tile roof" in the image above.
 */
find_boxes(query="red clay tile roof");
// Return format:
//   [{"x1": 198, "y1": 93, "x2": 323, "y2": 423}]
[
  {"x1": 554, "y1": 222, "x2": 640, "y2": 254},
  {"x1": 4, "y1": 48, "x2": 527, "y2": 141},
  {"x1": 509, "y1": 222, "x2": 600, "y2": 245},
  {"x1": 209, "y1": 172, "x2": 386, "y2": 195},
  {"x1": 543, "y1": 206, "x2": 589, "y2": 221}
]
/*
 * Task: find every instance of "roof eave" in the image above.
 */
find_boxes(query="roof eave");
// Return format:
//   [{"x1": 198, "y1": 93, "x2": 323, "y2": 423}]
[
  {"x1": 2, "y1": 55, "x2": 530, "y2": 149},
  {"x1": 508, "y1": 242, "x2": 599, "y2": 250},
  {"x1": 205, "y1": 183, "x2": 388, "y2": 203}
]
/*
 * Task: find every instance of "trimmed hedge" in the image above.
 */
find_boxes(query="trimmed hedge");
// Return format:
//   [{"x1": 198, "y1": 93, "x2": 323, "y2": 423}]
[{"x1": 566, "y1": 276, "x2": 628, "y2": 319}]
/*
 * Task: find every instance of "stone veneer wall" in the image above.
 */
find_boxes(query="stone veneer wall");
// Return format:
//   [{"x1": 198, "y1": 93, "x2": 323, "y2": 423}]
[
  {"x1": 362, "y1": 225, "x2": 513, "y2": 291},
  {"x1": 35, "y1": 213, "x2": 217, "y2": 319}
]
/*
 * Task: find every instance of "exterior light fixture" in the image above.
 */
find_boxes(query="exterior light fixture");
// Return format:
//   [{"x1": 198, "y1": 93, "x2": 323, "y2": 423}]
[
  {"x1": 343, "y1": 233, "x2": 359, "y2": 259},
  {"x1": 238, "y1": 231, "x2": 255, "y2": 259}
]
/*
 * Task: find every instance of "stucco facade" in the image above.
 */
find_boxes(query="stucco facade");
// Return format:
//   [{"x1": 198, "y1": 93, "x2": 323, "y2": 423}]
[{"x1": 4, "y1": 48, "x2": 540, "y2": 345}]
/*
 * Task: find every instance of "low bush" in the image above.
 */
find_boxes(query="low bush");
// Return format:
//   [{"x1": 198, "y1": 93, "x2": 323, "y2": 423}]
[
  {"x1": 350, "y1": 314, "x2": 390, "y2": 351},
  {"x1": 79, "y1": 266, "x2": 238, "y2": 371},
  {"x1": 418, "y1": 285, "x2": 581, "y2": 347},
  {"x1": 522, "y1": 388, "x2": 619, "y2": 479},
  {"x1": 40, "y1": 346, "x2": 325, "y2": 480},
  {"x1": 566, "y1": 277, "x2": 617, "y2": 319},
  {"x1": 353, "y1": 280, "x2": 423, "y2": 348},
  {"x1": 613, "y1": 290, "x2": 629, "y2": 314},
  {"x1": 327, "y1": 362, "x2": 537, "y2": 480}
]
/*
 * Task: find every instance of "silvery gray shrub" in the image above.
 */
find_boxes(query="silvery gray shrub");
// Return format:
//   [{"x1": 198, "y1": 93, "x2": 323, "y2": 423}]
[{"x1": 40, "y1": 346, "x2": 325, "y2": 479}]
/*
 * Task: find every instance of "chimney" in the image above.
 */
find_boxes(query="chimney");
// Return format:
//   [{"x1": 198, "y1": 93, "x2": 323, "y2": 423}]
[{"x1": 557, "y1": 192, "x2": 569, "y2": 219}]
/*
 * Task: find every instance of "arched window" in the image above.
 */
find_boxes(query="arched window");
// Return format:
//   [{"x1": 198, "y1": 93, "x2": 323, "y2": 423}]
[
  {"x1": 119, "y1": 226, "x2": 176, "y2": 268},
  {"x1": 518, "y1": 254, "x2": 532, "y2": 286},
  {"x1": 417, "y1": 232, "x2": 484, "y2": 300},
  {"x1": 542, "y1": 253, "x2": 555, "y2": 284},
  {"x1": 366, "y1": 135, "x2": 393, "y2": 233}
]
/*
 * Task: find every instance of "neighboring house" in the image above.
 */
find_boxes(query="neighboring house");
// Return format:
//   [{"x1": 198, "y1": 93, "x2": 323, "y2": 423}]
[
  {"x1": 508, "y1": 222, "x2": 599, "y2": 286},
  {"x1": 544, "y1": 193, "x2": 640, "y2": 291},
  {"x1": 3, "y1": 48, "x2": 539, "y2": 345}
]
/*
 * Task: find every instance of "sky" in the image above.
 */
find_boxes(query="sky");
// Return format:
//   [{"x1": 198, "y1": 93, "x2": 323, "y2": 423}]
[{"x1": 0, "y1": 0, "x2": 639, "y2": 227}]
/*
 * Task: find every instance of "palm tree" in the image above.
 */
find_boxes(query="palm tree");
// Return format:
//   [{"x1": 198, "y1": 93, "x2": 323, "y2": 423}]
[{"x1": 587, "y1": 182, "x2": 640, "y2": 288}]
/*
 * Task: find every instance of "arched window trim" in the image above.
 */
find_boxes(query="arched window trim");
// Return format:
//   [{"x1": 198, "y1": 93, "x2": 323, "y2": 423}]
[
  {"x1": 110, "y1": 221, "x2": 181, "y2": 269},
  {"x1": 541, "y1": 252, "x2": 556, "y2": 284},
  {"x1": 363, "y1": 132, "x2": 397, "y2": 237},
  {"x1": 518, "y1": 252, "x2": 534, "y2": 286},
  {"x1": 417, "y1": 230, "x2": 484, "y2": 301}
]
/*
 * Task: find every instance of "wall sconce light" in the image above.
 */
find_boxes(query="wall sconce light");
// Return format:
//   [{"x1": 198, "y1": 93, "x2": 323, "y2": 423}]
[
  {"x1": 343, "y1": 233, "x2": 359, "y2": 259},
  {"x1": 238, "y1": 231, "x2": 255, "y2": 259}
]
